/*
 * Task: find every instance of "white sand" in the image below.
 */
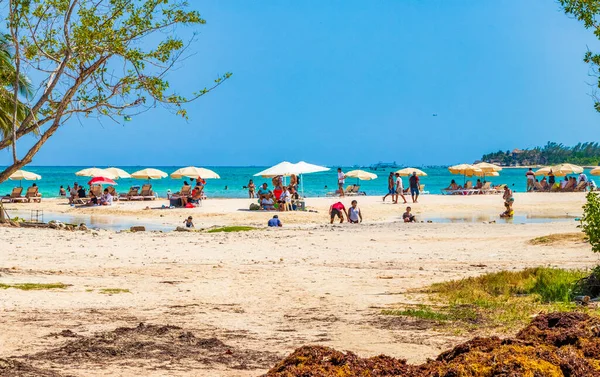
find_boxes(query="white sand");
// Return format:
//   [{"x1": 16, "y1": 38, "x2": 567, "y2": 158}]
[{"x1": 0, "y1": 192, "x2": 593, "y2": 376}]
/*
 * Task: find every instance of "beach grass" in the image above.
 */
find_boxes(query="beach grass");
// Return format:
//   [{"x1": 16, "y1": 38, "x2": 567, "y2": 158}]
[
  {"x1": 529, "y1": 233, "x2": 586, "y2": 245},
  {"x1": 99, "y1": 288, "x2": 130, "y2": 294},
  {"x1": 384, "y1": 268, "x2": 586, "y2": 331},
  {"x1": 0, "y1": 283, "x2": 69, "y2": 290},
  {"x1": 207, "y1": 226, "x2": 257, "y2": 233}
]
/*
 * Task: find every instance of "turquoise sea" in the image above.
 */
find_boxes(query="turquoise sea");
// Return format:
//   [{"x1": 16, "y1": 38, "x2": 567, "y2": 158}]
[{"x1": 0, "y1": 166, "x2": 595, "y2": 199}]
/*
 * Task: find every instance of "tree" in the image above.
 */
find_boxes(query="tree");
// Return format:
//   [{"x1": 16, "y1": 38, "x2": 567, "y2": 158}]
[
  {"x1": 0, "y1": 0, "x2": 231, "y2": 183},
  {"x1": 560, "y1": 0, "x2": 600, "y2": 112}
]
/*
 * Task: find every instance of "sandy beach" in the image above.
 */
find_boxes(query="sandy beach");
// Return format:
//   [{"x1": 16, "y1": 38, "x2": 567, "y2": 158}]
[{"x1": 0, "y1": 192, "x2": 594, "y2": 376}]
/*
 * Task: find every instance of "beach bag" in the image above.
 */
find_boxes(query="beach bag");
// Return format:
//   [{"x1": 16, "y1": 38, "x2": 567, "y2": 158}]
[{"x1": 185, "y1": 203, "x2": 194, "y2": 208}]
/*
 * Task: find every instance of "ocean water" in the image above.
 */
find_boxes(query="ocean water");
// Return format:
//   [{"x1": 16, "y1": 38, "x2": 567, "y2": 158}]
[{"x1": 0, "y1": 166, "x2": 594, "y2": 199}]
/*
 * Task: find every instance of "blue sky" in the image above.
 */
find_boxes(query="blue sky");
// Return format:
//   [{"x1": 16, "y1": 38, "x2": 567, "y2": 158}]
[{"x1": 3, "y1": 0, "x2": 599, "y2": 167}]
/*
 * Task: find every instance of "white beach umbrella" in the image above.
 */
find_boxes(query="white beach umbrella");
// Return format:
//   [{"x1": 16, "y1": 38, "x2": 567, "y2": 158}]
[
  {"x1": 105, "y1": 167, "x2": 131, "y2": 179},
  {"x1": 345, "y1": 170, "x2": 378, "y2": 180},
  {"x1": 473, "y1": 162, "x2": 503, "y2": 173},
  {"x1": 130, "y1": 168, "x2": 168, "y2": 180},
  {"x1": 9, "y1": 170, "x2": 41, "y2": 187},
  {"x1": 590, "y1": 167, "x2": 600, "y2": 176},
  {"x1": 75, "y1": 167, "x2": 117, "y2": 179},
  {"x1": 254, "y1": 161, "x2": 297, "y2": 177},
  {"x1": 171, "y1": 166, "x2": 220, "y2": 179},
  {"x1": 293, "y1": 161, "x2": 330, "y2": 174}
]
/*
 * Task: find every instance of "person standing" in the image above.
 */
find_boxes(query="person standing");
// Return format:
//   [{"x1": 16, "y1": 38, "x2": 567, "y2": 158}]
[
  {"x1": 337, "y1": 168, "x2": 346, "y2": 197},
  {"x1": 248, "y1": 180, "x2": 256, "y2": 198},
  {"x1": 382, "y1": 172, "x2": 395, "y2": 202},
  {"x1": 409, "y1": 172, "x2": 420, "y2": 203},
  {"x1": 503, "y1": 185, "x2": 514, "y2": 211},
  {"x1": 548, "y1": 170, "x2": 555, "y2": 187},
  {"x1": 394, "y1": 173, "x2": 407, "y2": 204},
  {"x1": 525, "y1": 168, "x2": 535, "y2": 192}
]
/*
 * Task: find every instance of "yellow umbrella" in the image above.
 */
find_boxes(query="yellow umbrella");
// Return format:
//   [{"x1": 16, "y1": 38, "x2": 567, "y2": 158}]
[
  {"x1": 535, "y1": 164, "x2": 582, "y2": 177},
  {"x1": 75, "y1": 167, "x2": 117, "y2": 179},
  {"x1": 473, "y1": 171, "x2": 499, "y2": 177},
  {"x1": 344, "y1": 170, "x2": 378, "y2": 180},
  {"x1": 448, "y1": 164, "x2": 482, "y2": 176},
  {"x1": 396, "y1": 168, "x2": 427, "y2": 177},
  {"x1": 130, "y1": 168, "x2": 168, "y2": 180},
  {"x1": 170, "y1": 166, "x2": 220, "y2": 179},
  {"x1": 473, "y1": 162, "x2": 502, "y2": 173},
  {"x1": 590, "y1": 167, "x2": 600, "y2": 176},
  {"x1": 105, "y1": 167, "x2": 131, "y2": 179}
]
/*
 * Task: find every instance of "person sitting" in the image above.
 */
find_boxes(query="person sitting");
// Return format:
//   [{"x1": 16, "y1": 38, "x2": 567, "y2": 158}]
[
  {"x1": 99, "y1": 188, "x2": 113, "y2": 206},
  {"x1": 590, "y1": 180, "x2": 597, "y2": 191},
  {"x1": 69, "y1": 183, "x2": 79, "y2": 204},
  {"x1": 278, "y1": 187, "x2": 291, "y2": 211},
  {"x1": 268, "y1": 214, "x2": 282, "y2": 227},
  {"x1": 475, "y1": 179, "x2": 483, "y2": 190},
  {"x1": 261, "y1": 195, "x2": 275, "y2": 210},
  {"x1": 540, "y1": 177, "x2": 549, "y2": 190},
  {"x1": 446, "y1": 180, "x2": 460, "y2": 191},
  {"x1": 190, "y1": 186, "x2": 203, "y2": 204},
  {"x1": 183, "y1": 216, "x2": 194, "y2": 228},
  {"x1": 86, "y1": 192, "x2": 98, "y2": 206},
  {"x1": 77, "y1": 185, "x2": 86, "y2": 200},
  {"x1": 561, "y1": 177, "x2": 569, "y2": 189},
  {"x1": 59, "y1": 185, "x2": 66, "y2": 197},
  {"x1": 348, "y1": 200, "x2": 362, "y2": 224},
  {"x1": 258, "y1": 183, "x2": 271, "y2": 200},
  {"x1": 403, "y1": 206, "x2": 416, "y2": 223},
  {"x1": 500, "y1": 202, "x2": 514, "y2": 218}
]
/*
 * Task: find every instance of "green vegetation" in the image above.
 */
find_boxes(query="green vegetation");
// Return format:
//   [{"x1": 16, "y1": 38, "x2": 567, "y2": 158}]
[
  {"x1": 0, "y1": 283, "x2": 68, "y2": 290},
  {"x1": 99, "y1": 288, "x2": 130, "y2": 295},
  {"x1": 384, "y1": 268, "x2": 587, "y2": 330},
  {"x1": 582, "y1": 192, "x2": 600, "y2": 253},
  {"x1": 481, "y1": 142, "x2": 600, "y2": 166},
  {"x1": 207, "y1": 226, "x2": 257, "y2": 233},
  {"x1": 0, "y1": 0, "x2": 230, "y2": 184},
  {"x1": 529, "y1": 232, "x2": 586, "y2": 245}
]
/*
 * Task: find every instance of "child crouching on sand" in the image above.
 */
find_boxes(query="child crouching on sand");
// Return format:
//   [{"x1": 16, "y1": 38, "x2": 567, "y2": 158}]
[{"x1": 183, "y1": 216, "x2": 194, "y2": 228}]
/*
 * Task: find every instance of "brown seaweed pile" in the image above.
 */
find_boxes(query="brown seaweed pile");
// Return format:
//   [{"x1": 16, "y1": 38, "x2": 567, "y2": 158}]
[{"x1": 265, "y1": 312, "x2": 600, "y2": 377}]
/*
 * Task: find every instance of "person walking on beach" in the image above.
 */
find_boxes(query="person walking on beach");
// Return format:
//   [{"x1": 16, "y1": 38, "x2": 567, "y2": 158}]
[
  {"x1": 525, "y1": 168, "x2": 535, "y2": 192},
  {"x1": 382, "y1": 172, "x2": 395, "y2": 202},
  {"x1": 503, "y1": 185, "x2": 514, "y2": 212},
  {"x1": 337, "y1": 168, "x2": 346, "y2": 197},
  {"x1": 348, "y1": 200, "x2": 362, "y2": 224},
  {"x1": 329, "y1": 201, "x2": 348, "y2": 224},
  {"x1": 409, "y1": 172, "x2": 420, "y2": 203},
  {"x1": 394, "y1": 173, "x2": 407, "y2": 204}
]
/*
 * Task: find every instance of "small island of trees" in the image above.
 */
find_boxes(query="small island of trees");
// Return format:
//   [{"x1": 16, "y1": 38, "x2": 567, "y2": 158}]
[{"x1": 481, "y1": 142, "x2": 600, "y2": 167}]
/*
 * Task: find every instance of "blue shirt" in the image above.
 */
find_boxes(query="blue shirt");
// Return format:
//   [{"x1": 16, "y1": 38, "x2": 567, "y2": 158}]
[{"x1": 268, "y1": 218, "x2": 281, "y2": 227}]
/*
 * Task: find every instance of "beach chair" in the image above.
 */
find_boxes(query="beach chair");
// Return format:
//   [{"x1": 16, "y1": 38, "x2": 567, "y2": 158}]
[
  {"x1": 140, "y1": 184, "x2": 156, "y2": 200},
  {"x1": 179, "y1": 185, "x2": 192, "y2": 197},
  {"x1": 25, "y1": 186, "x2": 41, "y2": 203},
  {"x1": 119, "y1": 187, "x2": 141, "y2": 201},
  {"x1": 1, "y1": 187, "x2": 26, "y2": 203},
  {"x1": 533, "y1": 182, "x2": 547, "y2": 192},
  {"x1": 89, "y1": 185, "x2": 102, "y2": 198},
  {"x1": 574, "y1": 181, "x2": 587, "y2": 192},
  {"x1": 106, "y1": 186, "x2": 118, "y2": 201},
  {"x1": 561, "y1": 180, "x2": 575, "y2": 192}
]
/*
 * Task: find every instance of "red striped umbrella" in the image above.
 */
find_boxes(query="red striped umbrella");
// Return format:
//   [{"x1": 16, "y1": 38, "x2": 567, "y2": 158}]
[{"x1": 88, "y1": 176, "x2": 117, "y2": 186}]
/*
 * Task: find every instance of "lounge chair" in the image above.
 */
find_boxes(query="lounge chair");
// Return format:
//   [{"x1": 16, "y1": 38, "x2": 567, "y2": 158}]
[
  {"x1": 574, "y1": 181, "x2": 587, "y2": 192},
  {"x1": 533, "y1": 182, "x2": 548, "y2": 192},
  {"x1": 106, "y1": 186, "x2": 118, "y2": 201},
  {"x1": 25, "y1": 186, "x2": 42, "y2": 203},
  {"x1": 140, "y1": 184, "x2": 156, "y2": 200},
  {"x1": 89, "y1": 184, "x2": 102, "y2": 198},
  {"x1": 119, "y1": 187, "x2": 142, "y2": 201},
  {"x1": 419, "y1": 184, "x2": 430, "y2": 195},
  {"x1": 1, "y1": 187, "x2": 26, "y2": 203},
  {"x1": 561, "y1": 181, "x2": 575, "y2": 192}
]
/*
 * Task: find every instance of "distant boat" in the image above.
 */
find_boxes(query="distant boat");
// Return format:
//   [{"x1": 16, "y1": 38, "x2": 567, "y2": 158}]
[{"x1": 368, "y1": 161, "x2": 399, "y2": 171}]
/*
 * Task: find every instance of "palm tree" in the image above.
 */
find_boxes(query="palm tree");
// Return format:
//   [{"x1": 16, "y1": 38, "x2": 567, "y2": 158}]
[{"x1": 0, "y1": 33, "x2": 33, "y2": 142}]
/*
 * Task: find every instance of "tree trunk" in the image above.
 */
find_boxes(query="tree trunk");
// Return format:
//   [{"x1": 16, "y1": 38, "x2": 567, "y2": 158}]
[{"x1": 9, "y1": 0, "x2": 20, "y2": 164}]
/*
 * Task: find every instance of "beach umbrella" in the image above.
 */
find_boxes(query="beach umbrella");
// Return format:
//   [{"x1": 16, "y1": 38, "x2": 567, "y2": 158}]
[
  {"x1": 473, "y1": 171, "x2": 499, "y2": 177},
  {"x1": 448, "y1": 164, "x2": 483, "y2": 184},
  {"x1": 105, "y1": 167, "x2": 131, "y2": 179},
  {"x1": 9, "y1": 170, "x2": 41, "y2": 187},
  {"x1": 293, "y1": 161, "x2": 330, "y2": 175},
  {"x1": 345, "y1": 170, "x2": 378, "y2": 180},
  {"x1": 254, "y1": 161, "x2": 296, "y2": 177},
  {"x1": 473, "y1": 162, "x2": 503, "y2": 173},
  {"x1": 551, "y1": 163, "x2": 584, "y2": 175},
  {"x1": 75, "y1": 167, "x2": 117, "y2": 179},
  {"x1": 171, "y1": 166, "x2": 220, "y2": 179},
  {"x1": 88, "y1": 177, "x2": 117, "y2": 186},
  {"x1": 130, "y1": 168, "x2": 168, "y2": 180},
  {"x1": 396, "y1": 168, "x2": 427, "y2": 177},
  {"x1": 293, "y1": 161, "x2": 330, "y2": 197},
  {"x1": 590, "y1": 167, "x2": 600, "y2": 176}
]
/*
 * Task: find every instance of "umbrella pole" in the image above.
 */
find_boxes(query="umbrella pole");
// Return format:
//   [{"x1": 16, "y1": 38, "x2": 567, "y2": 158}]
[{"x1": 301, "y1": 174, "x2": 305, "y2": 198}]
